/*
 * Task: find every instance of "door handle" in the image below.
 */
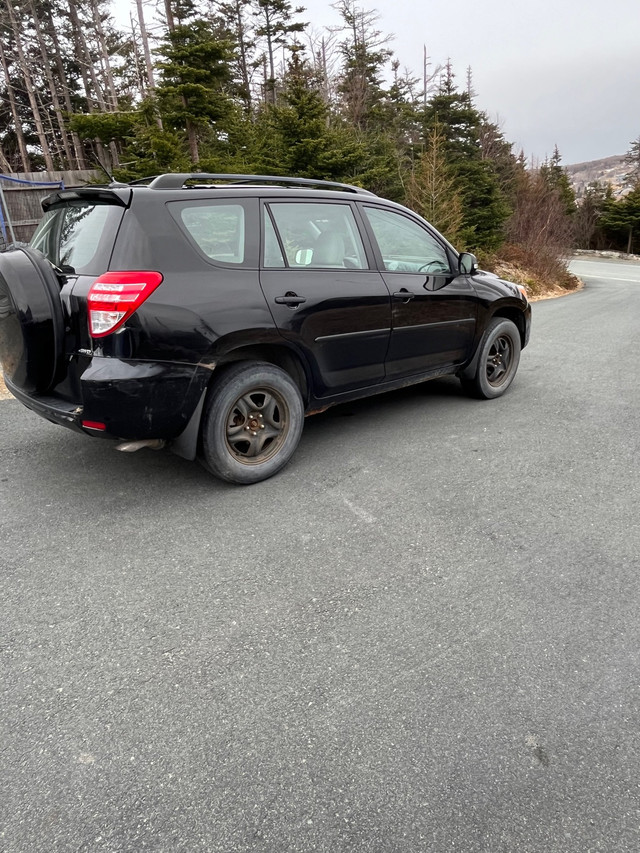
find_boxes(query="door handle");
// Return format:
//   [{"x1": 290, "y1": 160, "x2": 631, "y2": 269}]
[
  {"x1": 275, "y1": 293, "x2": 306, "y2": 307},
  {"x1": 392, "y1": 289, "x2": 415, "y2": 300}
]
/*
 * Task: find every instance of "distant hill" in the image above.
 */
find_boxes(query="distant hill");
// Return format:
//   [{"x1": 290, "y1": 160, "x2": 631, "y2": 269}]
[{"x1": 565, "y1": 155, "x2": 631, "y2": 199}]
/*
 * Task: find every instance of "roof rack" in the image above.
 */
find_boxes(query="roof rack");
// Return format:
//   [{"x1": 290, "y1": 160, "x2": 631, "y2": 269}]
[{"x1": 146, "y1": 173, "x2": 377, "y2": 196}]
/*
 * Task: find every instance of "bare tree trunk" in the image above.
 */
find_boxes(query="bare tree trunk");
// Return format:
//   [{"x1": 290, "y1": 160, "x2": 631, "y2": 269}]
[
  {"x1": 0, "y1": 146, "x2": 12, "y2": 172},
  {"x1": 29, "y1": 0, "x2": 74, "y2": 168},
  {"x1": 67, "y1": 0, "x2": 111, "y2": 167},
  {"x1": 44, "y1": 9, "x2": 86, "y2": 168},
  {"x1": 135, "y1": 0, "x2": 163, "y2": 129},
  {"x1": 68, "y1": 0, "x2": 108, "y2": 112},
  {"x1": 40, "y1": 92, "x2": 62, "y2": 166},
  {"x1": 320, "y1": 37, "x2": 329, "y2": 107},
  {"x1": 164, "y1": 0, "x2": 175, "y2": 32},
  {"x1": 109, "y1": 141, "x2": 120, "y2": 168},
  {"x1": 0, "y1": 39, "x2": 30, "y2": 171},
  {"x1": 234, "y1": 0, "x2": 252, "y2": 113},
  {"x1": 265, "y1": 9, "x2": 276, "y2": 104},
  {"x1": 262, "y1": 54, "x2": 268, "y2": 104},
  {"x1": 90, "y1": 0, "x2": 120, "y2": 110},
  {"x1": 136, "y1": 0, "x2": 157, "y2": 93},
  {"x1": 5, "y1": 0, "x2": 55, "y2": 170},
  {"x1": 129, "y1": 11, "x2": 146, "y2": 99},
  {"x1": 185, "y1": 106, "x2": 199, "y2": 164}
]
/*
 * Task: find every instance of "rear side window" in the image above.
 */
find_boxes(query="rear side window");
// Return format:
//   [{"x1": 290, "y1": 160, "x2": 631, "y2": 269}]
[
  {"x1": 30, "y1": 202, "x2": 122, "y2": 274},
  {"x1": 176, "y1": 202, "x2": 245, "y2": 265}
]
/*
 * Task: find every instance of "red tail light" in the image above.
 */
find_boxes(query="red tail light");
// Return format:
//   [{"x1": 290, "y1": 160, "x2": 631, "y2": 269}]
[{"x1": 87, "y1": 271, "x2": 163, "y2": 337}]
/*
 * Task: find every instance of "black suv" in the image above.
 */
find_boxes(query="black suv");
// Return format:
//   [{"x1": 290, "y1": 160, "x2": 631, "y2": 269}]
[{"x1": 0, "y1": 173, "x2": 531, "y2": 484}]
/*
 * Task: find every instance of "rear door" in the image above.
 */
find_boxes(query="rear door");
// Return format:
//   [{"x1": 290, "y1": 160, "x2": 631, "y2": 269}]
[
  {"x1": 361, "y1": 204, "x2": 477, "y2": 379},
  {"x1": 259, "y1": 200, "x2": 391, "y2": 397}
]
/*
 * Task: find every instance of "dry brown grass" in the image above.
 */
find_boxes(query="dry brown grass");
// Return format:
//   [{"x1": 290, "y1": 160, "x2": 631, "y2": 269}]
[{"x1": 481, "y1": 244, "x2": 582, "y2": 301}]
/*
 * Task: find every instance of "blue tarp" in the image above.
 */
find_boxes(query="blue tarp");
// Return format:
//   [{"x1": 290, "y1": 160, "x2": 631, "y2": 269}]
[{"x1": 0, "y1": 173, "x2": 65, "y2": 188}]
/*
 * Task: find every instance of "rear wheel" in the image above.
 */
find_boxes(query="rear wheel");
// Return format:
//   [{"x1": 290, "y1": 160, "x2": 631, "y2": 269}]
[
  {"x1": 460, "y1": 317, "x2": 521, "y2": 399},
  {"x1": 201, "y1": 361, "x2": 304, "y2": 484}
]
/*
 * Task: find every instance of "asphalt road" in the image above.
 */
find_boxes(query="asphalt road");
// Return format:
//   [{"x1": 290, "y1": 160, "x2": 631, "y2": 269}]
[{"x1": 1, "y1": 255, "x2": 639, "y2": 852}]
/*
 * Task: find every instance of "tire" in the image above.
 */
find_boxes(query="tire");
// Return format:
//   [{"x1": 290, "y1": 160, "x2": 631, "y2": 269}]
[
  {"x1": 201, "y1": 361, "x2": 304, "y2": 485},
  {"x1": 0, "y1": 247, "x2": 65, "y2": 393},
  {"x1": 460, "y1": 318, "x2": 521, "y2": 400}
]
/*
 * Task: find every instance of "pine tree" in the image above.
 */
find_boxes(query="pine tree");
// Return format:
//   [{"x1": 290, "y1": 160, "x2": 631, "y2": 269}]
[
  {"x1": 405, "y1": 121, "x2": 464, "y2": 245},
  {"x1": 253, "y1": 0, "x2": 306, "y2": 104},
  {"x1": 624, "y1": 135, "x2": 640, "y2": 186},
  {"x1": 250, "y1": 48, "x2": 365, "y2": 180},
  {"x1": 334, "y1": 0, "x2": 392, "y2": 133},
  {"x1": 214, "y1": 0, "x2": 257, "y2": 113},
  {"x1": 420, "y1": 74, "x2": 511, "y2": 251},
  {"x1": 156, "y1": 10, "x2": 235, "y2": 164},
  {"x1": 540, "y1": 145, "x2": 576, "y2": 216},
  {"x1": 599, "y1": 185, "x2": 640, "y2": 254}
]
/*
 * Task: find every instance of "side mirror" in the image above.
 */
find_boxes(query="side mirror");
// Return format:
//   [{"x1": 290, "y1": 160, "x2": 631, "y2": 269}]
[{"x1": 459, "y1": 252, "x2": 478, "y2": 275}]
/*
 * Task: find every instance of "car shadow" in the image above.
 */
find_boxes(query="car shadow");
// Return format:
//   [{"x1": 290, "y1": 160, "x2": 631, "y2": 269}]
[
  {"x1": 1, "y1": 375, "x2": 469, "y2": 498},
  {"x1": 304, "y1": 375, "x2": 465, "y2": 427}
]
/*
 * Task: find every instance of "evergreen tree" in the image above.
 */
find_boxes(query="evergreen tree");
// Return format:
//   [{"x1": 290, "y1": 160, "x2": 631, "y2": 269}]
[
  {"x1": 624, "y1": 134, "x2": 640, "y2": 186},
  {"x1": 251, "y1": 49, "x2": 365, "y2": 180},
  {"x1": 214, "y1": 0, "x2": 257, "y2": 113},
  {"x1": 599, "y1": 185, "x2": 640, "y2": 254},
  {"x1": 405, "y1": 120, "x2": 464, "y2": 245},
  {"x1": 420, "y1": 74, "x2": 511, "y2": 251},
  {"x1": 156, "y1": 9, "x2": 236, "y2": 164},
  {"x1": 334, "y1": 0, "x2": 392, "y2": 133},
  {"x1": 253, "y1": 0, "x2": 306, "y2": 104},
  {"x1": 540, "y1": 145, "x2": 576, "y2": 216}
]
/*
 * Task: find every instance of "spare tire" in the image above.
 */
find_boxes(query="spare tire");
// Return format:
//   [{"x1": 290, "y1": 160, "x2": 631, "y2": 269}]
[{"x1": 0, "y1": 247, "x2": 65, "y2": 394}]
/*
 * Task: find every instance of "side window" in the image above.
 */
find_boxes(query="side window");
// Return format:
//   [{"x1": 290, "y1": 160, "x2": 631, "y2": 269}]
[
  {"x1": 267, "y1": 202, "x2": 367, "y2": 269},
  {"x1": 178, "y1": 202, "x2": 245, "y2": 264},
  {"x1": 364, "y1": 206, "x2": 451, "y2": 274}
]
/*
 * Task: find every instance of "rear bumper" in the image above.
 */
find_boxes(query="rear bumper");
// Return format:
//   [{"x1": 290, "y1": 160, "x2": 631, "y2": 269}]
[
  {"x1": 4, "y1": 377, "x2": 86, "y2": 434},
  {"x1": 5, "y1": 356, "x2": 209, "y2": 441}
]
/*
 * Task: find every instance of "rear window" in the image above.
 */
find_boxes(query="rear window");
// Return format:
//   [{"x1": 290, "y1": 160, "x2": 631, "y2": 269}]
[
  {"x1": 30, "y1": 202, "x2": 123, "y2": 274},
  {"x1": 166, "y1": 202, "x2": 245, "y2": 266}
]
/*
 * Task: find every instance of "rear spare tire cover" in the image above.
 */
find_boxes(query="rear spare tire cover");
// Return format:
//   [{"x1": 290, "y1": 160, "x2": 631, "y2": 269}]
[{"x1": 0, "y1": 247, "x2": 65, "y2": 393}]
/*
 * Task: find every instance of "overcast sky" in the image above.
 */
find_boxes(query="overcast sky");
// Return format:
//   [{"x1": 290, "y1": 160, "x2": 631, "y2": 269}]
[{"x1": 113, "y1": 0, "x2": 640, "y2": 165}]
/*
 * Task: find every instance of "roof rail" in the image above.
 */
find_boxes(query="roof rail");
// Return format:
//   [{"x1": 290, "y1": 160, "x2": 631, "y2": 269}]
[
  {"x1": 127, "y1": 176, "x2": 159, "y2": 186},
  {"x1": 146, "y1": 173, "x2": 377, "y2": 196}
]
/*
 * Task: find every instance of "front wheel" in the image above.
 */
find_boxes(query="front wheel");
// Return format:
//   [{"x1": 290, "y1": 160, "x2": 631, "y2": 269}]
[
  {"x1": 201, "y1": 361, "x2": 304, "y2": 484},
  {"x1": 460, "y1": 318, "x2": 521, "y2": 399}
]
